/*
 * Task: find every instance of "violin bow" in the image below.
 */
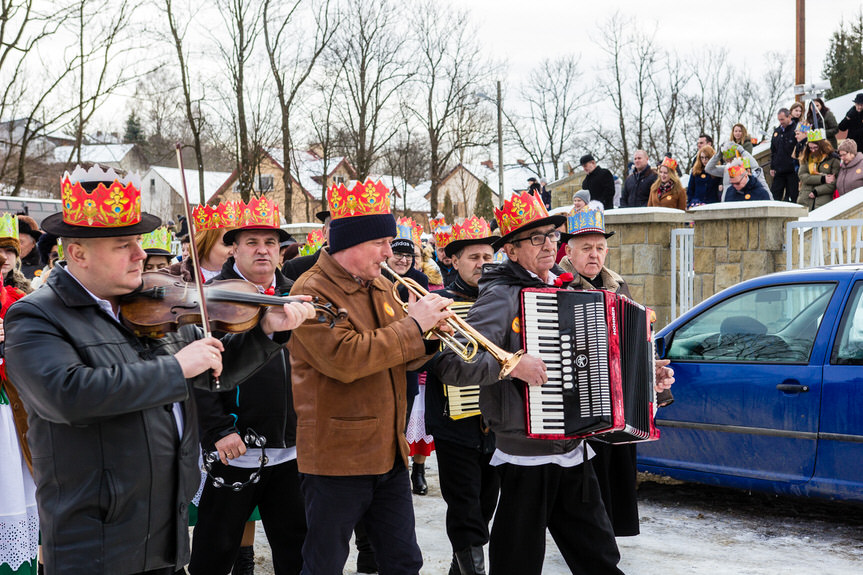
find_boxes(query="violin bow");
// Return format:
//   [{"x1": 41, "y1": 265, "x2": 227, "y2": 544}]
[{"x1": 175, "y1": 143, "x2": 221, "y2": 389}]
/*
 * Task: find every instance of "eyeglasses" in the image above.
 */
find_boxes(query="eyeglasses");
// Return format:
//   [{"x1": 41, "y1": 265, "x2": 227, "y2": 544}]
[
  {"x1": 511, "y1": 229, "x2": 561, "y2": 246},
  {"x1": 390, "y1": 253, "x2": 413, "y2": 262}
]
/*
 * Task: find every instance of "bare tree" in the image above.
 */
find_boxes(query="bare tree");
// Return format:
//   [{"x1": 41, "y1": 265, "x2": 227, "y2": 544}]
[
  {"x1": 508, "y1": 55, "x2": 586, "y2": 181},
  {"x1": 262, "y1": 0, "x2": 335, "y2": 223},
  {"x1": 307, "y1": 59, "x2": 346, "y2": 211},
  {"x1": 647, "y1": 51, "x2": 688, "y2": 163},
  {"x1": 329, "y1": 0, "x2": 412, "y2": 180},
  {"x1": 685, "y1": 47, "x2": 733, "y2": 146},
  {"x1": 594, "y1": 12, "x2": 633, "y2": 176},
  {"x1": 747, "y1": 52, "x2": 791, "y2": 140}
]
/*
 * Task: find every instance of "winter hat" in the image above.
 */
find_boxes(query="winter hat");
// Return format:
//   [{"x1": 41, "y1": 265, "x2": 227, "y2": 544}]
[
  {"x1": 579, "y1": 154, "x2": 596, "y2": 166},
  {"x1": 573, "y1": 190, "x2": 591, "y2": 205},
  {"x1": 327, "y1": 179, "x2": 396, "y2": 254}
]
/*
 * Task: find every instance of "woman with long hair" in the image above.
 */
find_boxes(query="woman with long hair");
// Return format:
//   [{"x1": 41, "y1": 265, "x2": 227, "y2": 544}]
[
  {"x1": 729, "y1": 123, "x2": 753, "y2": 154},
  {"x1": 687, "y1": 145, "x2": 722, "y2": 207},
  {"x1": 797, "y1": 132, "x2": 841, "y2": 210},
  {"x1": 648, "y1": 157, "x2": 687, "y2": 210},
  {"x1": 168, "y1": 226, "x2": 234, "y2": 282},
  {"x1": 806, "y1": 97, "x2": 839, "y2": 149}
]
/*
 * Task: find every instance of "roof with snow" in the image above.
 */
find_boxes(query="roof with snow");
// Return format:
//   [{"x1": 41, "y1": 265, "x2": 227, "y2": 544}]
[
  {"x1": 147, "y1": 166, "x2": 234, "y2": 204},
  {"x1": 53, "y1": 143, "x2": 136, "y2": 164}
]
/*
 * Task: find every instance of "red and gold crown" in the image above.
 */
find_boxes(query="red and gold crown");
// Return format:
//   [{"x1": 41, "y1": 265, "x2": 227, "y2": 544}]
[
  {"x1": 396, "y1": 217, "x2": 422, "y2": 246},
  {"x1": 452, "y1": 216, "x2": 492, "y2": 242},
  {"x1": 661, "y1": 156, "x2": 678, "y2": 172},
  {"x1": 429, "y1": 216, "x2": 447, "y2": 232},
  {"x1": 237, "y1": 197, "x2": 281, "y2": 229},
  {"x1": 299, "y1": 228, "x2": 325, "y2": 256},
  {"x1": 493, "y1": 190, "x2": 552, "y2": 238},
  {"x1": 192, "y1": 201, "x2": 239, "y2": 232},
  {"x1": 727, "y1": 162, "x2": 747, "y2": 179},
  {"x1": 60, "y1": 164, "x2": 142, "y2": 228},
  {"x1": 327, "y1": 179, "x2": 391, "y2": 219},
  {"x1": 433, "y1": 225, "x2": 454, "y2": 249}
]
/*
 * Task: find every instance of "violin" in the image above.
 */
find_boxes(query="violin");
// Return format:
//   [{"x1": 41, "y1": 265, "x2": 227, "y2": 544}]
[{"x1": 120, "y1": 272, "x2": 348, "y2": 338}]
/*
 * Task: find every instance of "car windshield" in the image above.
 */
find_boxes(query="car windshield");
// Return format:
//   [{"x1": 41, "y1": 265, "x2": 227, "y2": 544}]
[{"x1": 667, "y1": 282, "x2": 835, "y2": 363}]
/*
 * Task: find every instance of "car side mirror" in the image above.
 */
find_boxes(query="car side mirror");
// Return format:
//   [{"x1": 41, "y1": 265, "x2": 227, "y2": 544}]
[{"x1": 654, "y1": 335, "x2": 666, "y2": 358}]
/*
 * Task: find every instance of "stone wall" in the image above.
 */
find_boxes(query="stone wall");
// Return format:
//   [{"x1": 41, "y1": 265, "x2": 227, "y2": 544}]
[{"x1": 602, "y1": 202, "x2": 807, "y2": 329}]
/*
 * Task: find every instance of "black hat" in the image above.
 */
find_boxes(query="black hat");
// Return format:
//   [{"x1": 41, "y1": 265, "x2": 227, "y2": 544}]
[
  {"x1": 855, "y1": 94, "x2": 863, "y2": 105},
  {"x1": 579, "y1": 154, "x2": 596, "y2": 166},
  {"x1": 42, "y1": 211, "x2": 160, "y2": 238},
  {"x1": 444, "y1": 236, "x2": 496, "y2": 259},
  {"x1": 390, "y1": 238, "x2": 415, "y2": 254},
  {"x1": 328, "y1": 213, "x2": 397, "y2": 254},
  {"x1": 315, "y1": 210, "x2": 331, "y2": 223},
  {"x1": 223, "y1": 225, "x2": 291, "y2": 245},
  {"x1": 527, "y1": 177, "x2": 538, "y2": 183},
  {"x1": 144, "y1": 248, "x2": 173, "y2": 257}
]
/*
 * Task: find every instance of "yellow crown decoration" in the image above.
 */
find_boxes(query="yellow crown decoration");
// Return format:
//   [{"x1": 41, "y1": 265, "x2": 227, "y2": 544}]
[
  {"x1": 396, "y1": 217, "x2": 422, "y2": 246},
  {"x1": 493, "y1": 190, "x2": 552, "y2": 238},
  {"x1": 142, "y1": 226, "x2": 172, "y2": 252},
  {"x1": 566, "y1": 210, "x2": 606, "y2": 236},
  {"x1": 807, "y1": 128, "x2": 826, "y2": 143},
  {"x1": 192, "y1": 201, "x2": 239, "y2": 232},
  {"x1": 727, "y1": 163, "x2": 747, "y2": 179},
  {"x1": 237, "y1": 197, "x2": 281, "y2": 229},
  {"x1": 433, "y1": 225, "x2": 454, "y2": 249},
  {"x1": 299, "y1": 228, "x2": 325, "y2": 257},
  {"x1": 327, "y1": 179, "x2": 391, "y2": 219},
  {"x1": 60, "y1": 164, "x2": 142, "y2": 228},
  {"x1": 0, "y1": 214, "x2": 18, "y2": 240},
  {"x1": 429, "y1": 216, "x2": 447, "y2": 232},
  {"x1": 452, "y1": 216, "x2": 492, "y2": 242}
]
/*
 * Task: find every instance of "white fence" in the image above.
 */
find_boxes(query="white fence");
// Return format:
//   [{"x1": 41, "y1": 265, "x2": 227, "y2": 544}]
[
  {"x1": 670, "y1": 227, "x2": 694, "y2": 321},
  {"x1": 785, "y1": 219, "x2": 863, "y2": 270}
]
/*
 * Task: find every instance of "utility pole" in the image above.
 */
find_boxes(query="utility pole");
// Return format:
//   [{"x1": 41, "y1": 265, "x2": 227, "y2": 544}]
[
  {"x1": 795, "y1": 0, "x2": 805, "y2": 102},
  {"x1": 496, "y1": 80, "x2": 505, "y2": 207}
]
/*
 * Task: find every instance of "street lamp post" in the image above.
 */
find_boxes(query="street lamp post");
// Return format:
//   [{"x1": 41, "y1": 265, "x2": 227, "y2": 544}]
[{"x1": 496, "y1": 80, "x2": 504, "y2": 207}]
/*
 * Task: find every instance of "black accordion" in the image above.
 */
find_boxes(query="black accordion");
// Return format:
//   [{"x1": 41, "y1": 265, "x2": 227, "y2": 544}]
[
  {"x1": 443, "y1": 302, "x2": 481, "y2": 420},
  {"x1": 520, "y1": 288, "x2": 659, "y2": 444}
]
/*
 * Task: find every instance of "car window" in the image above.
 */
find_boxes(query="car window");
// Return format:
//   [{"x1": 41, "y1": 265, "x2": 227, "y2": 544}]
[
  {"x1": 667, "y1": 283, "x2": 835, "y2": 363},
  {"x1": 831, "y1": 281, "x2": 863, "y2": 365}
]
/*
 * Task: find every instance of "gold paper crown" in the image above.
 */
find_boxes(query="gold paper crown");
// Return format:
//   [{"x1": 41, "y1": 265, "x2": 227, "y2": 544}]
[
  {"x1": 661, "y1": 156, "x2": 678, "y2": 172},
  {"x1": 60, "y1": 164, "x2": 142, "y2": 228},
  {"x1": 299, "y1": 228, "x2": 325, "y2": 256},
  {"x1": 237, "y1": 197, "x2": 281, "y2": 229},
  {"x1": 142, "y1": 227, "x2": 172, "y2": 252},
  {"x1": 429, "y1": 216, "x2": 447, "y2": 232},
  {"x1": 192, "y1": 201, "x2": 239, "y2": 232},
  {"x1": 807, "y1": 128, "x2": 826, "y2": 143},
  {"x1": 396, "y1": 217, "x2": 422, "y2": 247},
  {"x1": 433, "y1": 225, "x2": 454, "y2": 249},
  {"x1": 566, "y1": 210, "x2": 607, "y2": 236},
  {"x1": 494, "y1": 190, "x2": 552, "y2": 238},
  {"x1": 727, "y1": 163, "x2": 747, "y2": 179},
  {"x1": 0, "y1": 214, "x2": 18, "y2": 240},
  {"x1": 452, "y1": 216, "x2": 492, "y2": 242},
  {"x1": 327, "y1": 179, "x2": 391, "y2": 219}
]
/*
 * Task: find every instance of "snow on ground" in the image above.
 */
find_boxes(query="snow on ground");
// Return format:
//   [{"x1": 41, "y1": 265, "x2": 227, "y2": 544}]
[{"x1": 237, "y1": 454, "x2": 863, "y2": 574}]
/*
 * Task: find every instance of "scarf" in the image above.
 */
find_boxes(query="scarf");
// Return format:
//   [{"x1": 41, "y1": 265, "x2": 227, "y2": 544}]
[{"x1": 657, "y1": 181, "x2": 674, "y2": 197}]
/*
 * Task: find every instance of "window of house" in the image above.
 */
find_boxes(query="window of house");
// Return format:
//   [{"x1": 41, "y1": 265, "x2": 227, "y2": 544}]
[{"x1": 258, "y1": 175, "x2": 274, "y2": 191}]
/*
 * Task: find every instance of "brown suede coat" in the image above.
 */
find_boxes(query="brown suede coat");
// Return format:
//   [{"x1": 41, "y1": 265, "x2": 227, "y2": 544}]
[
  {"x1": 2, "y1": 380, "x2": 32, "y2": 475},
  {"x1": 288, "y1": 250, "x2": 432, "y2": 476}
]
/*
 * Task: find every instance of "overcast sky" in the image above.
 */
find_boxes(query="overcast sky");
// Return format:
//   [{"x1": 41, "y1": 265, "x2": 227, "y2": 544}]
[{"x1": 465, "y1": 0, "x2": 861, "y2": 92}]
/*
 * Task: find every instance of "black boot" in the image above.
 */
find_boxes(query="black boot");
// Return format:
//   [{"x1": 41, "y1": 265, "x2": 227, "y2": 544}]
[
  {"x1": 411, "y1": 462, "x2": 428, "y2": 495},
  {"x1": 455, "y1": 546, "x2": 486, "y2": 575},
  {"x1": 231, "y1": 545, "x2": 255, "y2": 575},
  {"x1": 448, "y1": 553, "x2": 460, "y2": 575}
]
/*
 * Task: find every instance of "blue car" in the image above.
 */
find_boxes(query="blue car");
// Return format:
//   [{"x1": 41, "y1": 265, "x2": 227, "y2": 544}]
[{"x1": 638, "y1": 265, "x2": 863, "y2": 501}]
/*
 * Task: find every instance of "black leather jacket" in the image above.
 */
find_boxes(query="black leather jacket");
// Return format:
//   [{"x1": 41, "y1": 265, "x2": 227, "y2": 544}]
[{"x1": 5, "y1": 264, "x2": 283, "y2": 574}]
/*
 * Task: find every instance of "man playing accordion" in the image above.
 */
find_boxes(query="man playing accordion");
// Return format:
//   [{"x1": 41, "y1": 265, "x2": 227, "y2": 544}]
[{"x1": 434, "y1": 192, "x2": 673, "y2": 575}]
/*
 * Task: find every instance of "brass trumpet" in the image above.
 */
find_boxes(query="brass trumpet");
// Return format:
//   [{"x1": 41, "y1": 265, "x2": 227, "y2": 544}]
[{"x1": 380, "y1": 261, "x2": 523, "y2": 379}]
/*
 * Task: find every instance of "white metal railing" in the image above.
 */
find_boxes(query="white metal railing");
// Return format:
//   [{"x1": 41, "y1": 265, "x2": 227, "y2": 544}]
[
  {"x1": 785, "y1": 219, "x2": 863, "y2": 270},
  {"x1": 670, "y1": 227, "x2": 695, "y2": 321}
]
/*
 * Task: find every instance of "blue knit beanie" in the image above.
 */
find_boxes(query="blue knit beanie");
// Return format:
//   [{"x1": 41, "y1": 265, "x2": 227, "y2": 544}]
[{"x1": 328, "y1": 213, "x2": 397, "y2": 254}]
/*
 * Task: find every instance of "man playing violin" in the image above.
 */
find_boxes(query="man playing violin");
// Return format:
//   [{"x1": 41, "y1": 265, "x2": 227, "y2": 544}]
[
  {"x1": 288, "y1": 180, "x2": 453, "y2": 575},
  {"x1": 190, "y1": 201, "x2": 306, "y2": 575},
  {"x1": 5, "y1": 166, "x2": 315, "y2": 575}
]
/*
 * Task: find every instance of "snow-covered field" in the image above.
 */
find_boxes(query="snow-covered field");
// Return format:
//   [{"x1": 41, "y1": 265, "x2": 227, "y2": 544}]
[{"x1": 233, "y1": 454, "x2": 863, "y2": 574}]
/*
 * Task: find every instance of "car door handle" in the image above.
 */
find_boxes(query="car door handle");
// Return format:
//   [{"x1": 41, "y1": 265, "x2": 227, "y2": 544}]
[{"x1": 776, "y1": 383, "x2": 810, "y2": 393}]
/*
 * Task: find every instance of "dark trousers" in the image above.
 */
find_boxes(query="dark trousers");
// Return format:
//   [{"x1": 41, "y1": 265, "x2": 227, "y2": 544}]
[
  {"x1": 435, "y1": 438, "x2": 500, "y2": 551},
  {"x1": 299, "y1": 463, "x2": 422, "y2": 575},
  {"x1": 771, "y1": 170, "x2": 799, "y2": 202},
  {"x1": 189, "y1": 459, "x2": 306, "y2": 575},
  {"x1": 489, "y1": 461, "x2": 623, "y2": 575}
]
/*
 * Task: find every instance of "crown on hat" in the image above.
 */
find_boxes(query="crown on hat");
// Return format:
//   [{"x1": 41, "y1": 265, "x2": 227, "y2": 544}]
[
  {"x1": 433, "y1": 225, "x2": 454, "y2": 249},
  {"x1": 429, "y1": 216, "x2": 447, "y2": 232},
  {"x1": 60, "y1": 164, "x2": 142, "y2": 228},
  {"x1": 566, "y1": 210, "x2": 607, "y2": 236},
  {"x1": 192, "y1": 201, "x2": 239, "y2": 232},
  {"x1": 494, "y1": 190, "x2": 552, "y2": 238},
  {"x1": 299, "y1": 228, "x2": 325, "y2": 257},
  {"x1": 237, "y1": 197, "x2": 281, "y2": 229},
  {"x1": 661, "y1": 156, "x2": 678, "y2": 172},
  {"x1": 142, "y1": 227, "x2": 172, "y2": 252},
  {"x1": 727, "y1": 163, "x2": 747, "y2": 179},
  {"x1": 327, "y1": 179, "x2": 391, "y2": 219},
  {"x1": 807, "y1": 128, "x2": 826, "y2": 143},
  {"x1": 452, "y1": 216, "x2": 492, "y2": 243},
  {"x1": 0, "y1": 214, "x2": 18, "y2": 240},
  {"x1": 396, "y1": 217, "x2": 422, "y2": 246}
]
